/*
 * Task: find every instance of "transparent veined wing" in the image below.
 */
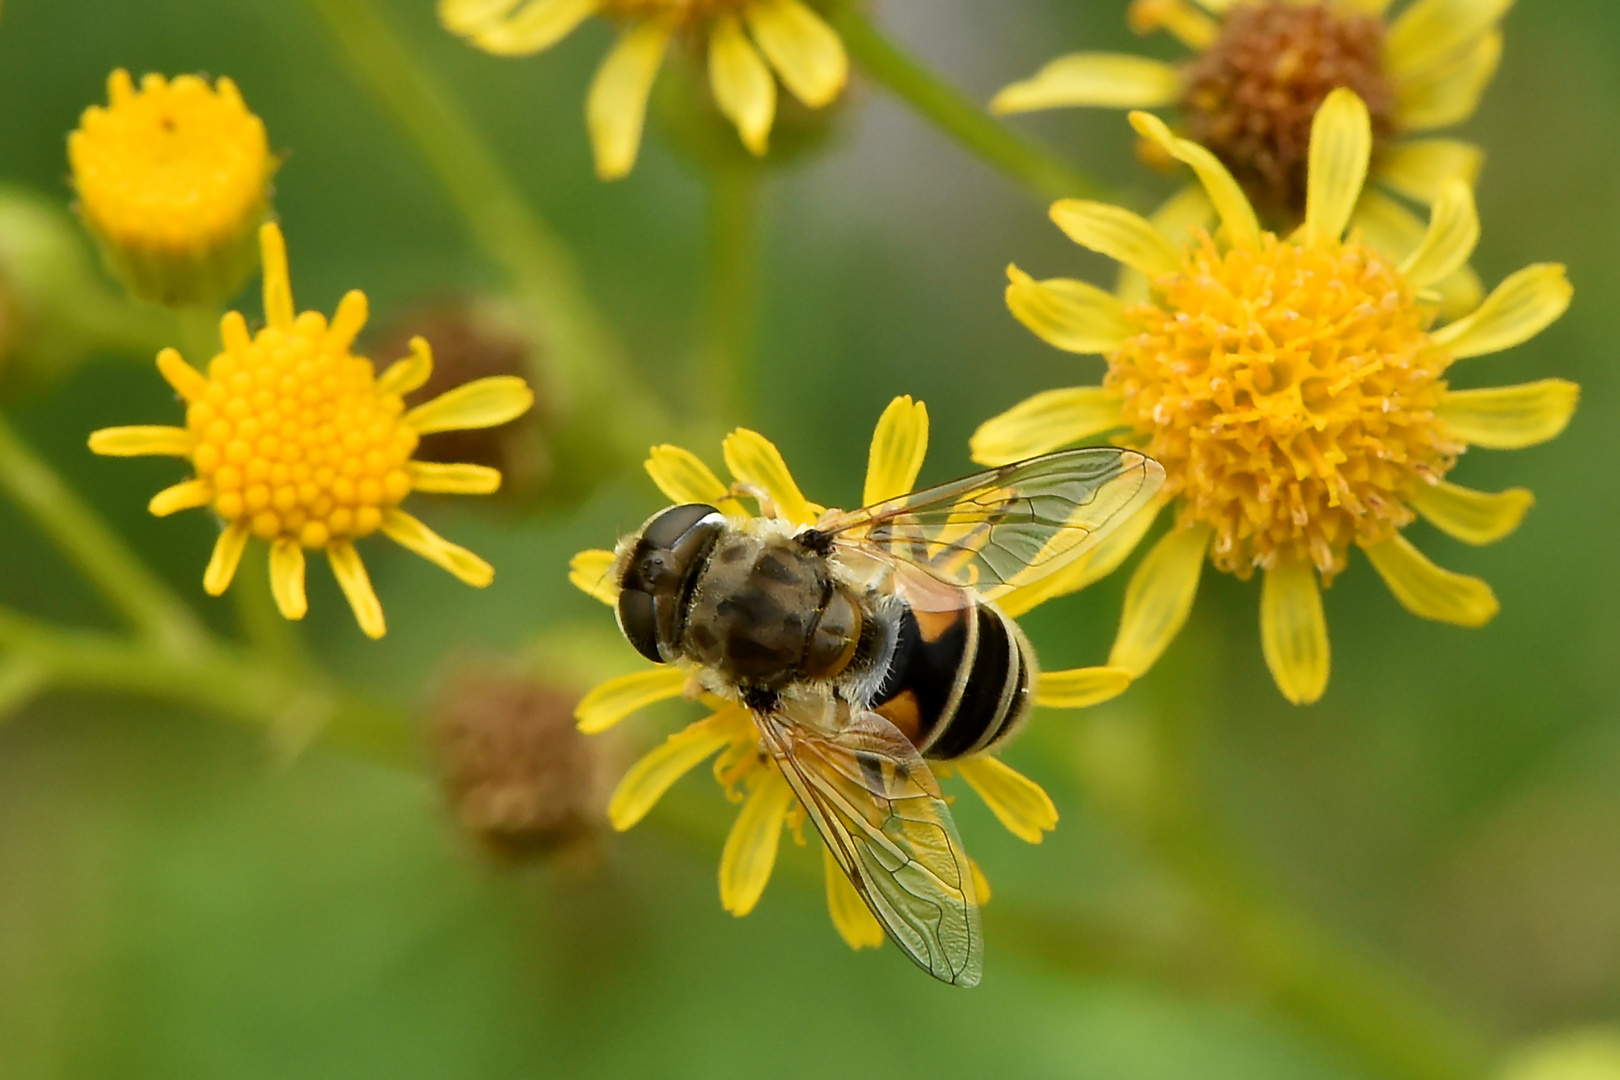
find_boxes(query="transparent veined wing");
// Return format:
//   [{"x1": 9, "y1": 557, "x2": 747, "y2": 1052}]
[
  {"x1": 813, "y1": 448, "x2": 1163, "y2": 601},
  {"x1": 752, "y1": 700, "x2": 982, "y2": 986}
]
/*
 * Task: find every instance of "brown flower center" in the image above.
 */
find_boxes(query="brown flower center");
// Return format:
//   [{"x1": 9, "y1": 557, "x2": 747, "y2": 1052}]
[{"x1": 1180, "y1": 1, "x2": 1396, "y2": 217}]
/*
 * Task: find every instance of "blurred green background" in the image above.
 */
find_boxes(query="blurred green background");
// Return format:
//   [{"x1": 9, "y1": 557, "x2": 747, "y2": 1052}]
[{"x1": 0, "y1": 0, "x2": 1615, "y2": 1077}]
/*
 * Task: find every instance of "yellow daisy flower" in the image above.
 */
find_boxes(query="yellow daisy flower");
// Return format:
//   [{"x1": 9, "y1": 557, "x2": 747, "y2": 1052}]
[
  {"x1": 568, "y1": 397, "x2": 1128, "y2": 948},
  {"x1": 993, "y1": 0, "x2": 1513, "y2": 314},
  {"x1": 89, "y1": 223, "x2": 535, "y2": 638},
  {"x1": 69, "y1": 69, "x2": 276, "y2": 307},
  {"x1": 971, "y1": 90, "x2": 1575, "y2": 705},
  {"x1": 439, "y1": 0, "x2": 848, "y2": 179}
]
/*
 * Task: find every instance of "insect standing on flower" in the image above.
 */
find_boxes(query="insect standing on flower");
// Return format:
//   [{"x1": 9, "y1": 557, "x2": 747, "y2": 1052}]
[{"x1": 608, "y1": 448, "x2": 1164, "y2": 985}]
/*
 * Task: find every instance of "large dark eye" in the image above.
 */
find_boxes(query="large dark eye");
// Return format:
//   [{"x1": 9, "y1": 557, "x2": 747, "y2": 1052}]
[
  {"x1": 641, "y1": 503, "x2": 721, "y2": 550},
  {"x1": 617, "y1": 589, "x2": 663, "y2": 663}
]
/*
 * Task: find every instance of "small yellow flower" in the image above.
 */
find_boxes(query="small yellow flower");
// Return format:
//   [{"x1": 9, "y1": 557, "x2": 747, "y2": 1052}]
[
  {"x1": 89, "y1": 223, "x2": 534, "y2": 638},
  {"x1": 972, "y1": 91, "x2": 1575, "y2": 704},
  {"x1": 439, "y1": 0, "x2": 848, "y2": 179},
  {"x1": 568, "y1": 397, "x2": 1108, "y2": 947},
  {"x1": 69, "y1": 69, "x2": 276, "y2": 307},
  {"x1": 993, "y1": 0, "x2": 1512, "y2": 314}
]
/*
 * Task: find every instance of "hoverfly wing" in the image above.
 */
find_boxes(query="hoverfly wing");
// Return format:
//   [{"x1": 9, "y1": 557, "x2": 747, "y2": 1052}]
[
  {"x1": 753, "y1": 701, "x2": 983, "y2": 987},
  {"x1": 816, "y1": 448, "x2": 1163, "y2": 602}
]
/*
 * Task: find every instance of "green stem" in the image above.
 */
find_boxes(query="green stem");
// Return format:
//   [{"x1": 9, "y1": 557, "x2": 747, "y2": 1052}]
[
  {"x1": 302, "y1": 0, "x2": 664, "y2": 439},
  {"x1": 0, "y1": 605, "x2": 416, "y2": 768},
  {"x1": 825, "y1": 3, "x2": 1105, "y2": 203},
  {"x1": 0, "y1": 416, "x2": 205, "y2": 655},
  {"x1": 700, "y1": 165, "x2": 763, "y2": 428}
]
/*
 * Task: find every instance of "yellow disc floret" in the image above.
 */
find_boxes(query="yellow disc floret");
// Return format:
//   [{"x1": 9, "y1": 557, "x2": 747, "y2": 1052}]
[
  {"x1": 1109, "y1": 232, "x2": 1458, "y2": 581},
  {"x1": 69, "y1": 69, "x2": 274, "y2": 306}
]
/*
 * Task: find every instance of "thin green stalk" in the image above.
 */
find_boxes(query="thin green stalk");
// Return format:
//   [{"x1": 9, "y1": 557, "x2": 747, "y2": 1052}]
[
  {"x1": 825, "y1": 3, "x2": 1105, "y2": 203},
  {"x1": 302, "y1": 0, "x2": 661, "y2": 435},
  {"x1": 0, "y1": 416, "x2": 205, "y2": 655},
  {"x1": 700, "y1": 166, "x2": 763, "y2": 428}
]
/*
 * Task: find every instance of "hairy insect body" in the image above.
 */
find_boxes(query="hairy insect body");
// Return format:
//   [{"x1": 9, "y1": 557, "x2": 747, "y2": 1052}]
[{"x1": 618, "y1": 505, "x2": 1034, "y2": 762}]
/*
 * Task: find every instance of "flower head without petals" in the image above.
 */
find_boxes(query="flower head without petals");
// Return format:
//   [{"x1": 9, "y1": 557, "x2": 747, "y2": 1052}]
[
  {"x1": 439, "y1": 0, "x2": 848, "y2": 179},
  {"x1": 89, "y1": 223, "x2": 535, "y2": 638},
  {"x1": 69, "y1": 69, "x2": 276, "y2": 306},
  {"x1": 973, "y1": 91, "x2": 1576, "y2": 705},
  {"x1": 568, "y1": 397, "x2": 1108, "y2": 948}
]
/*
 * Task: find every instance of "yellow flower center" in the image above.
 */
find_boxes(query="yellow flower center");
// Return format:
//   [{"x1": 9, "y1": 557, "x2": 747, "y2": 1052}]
[
  {"x1": 69, "y1": 70, "x2": 272, "y2": 260},
  {"x1": 189, "y1": 312, "x2": 418, "y2": 548},
  {"x1": 1107, "y1": 232, "x2": 1460, "y2": 580}
]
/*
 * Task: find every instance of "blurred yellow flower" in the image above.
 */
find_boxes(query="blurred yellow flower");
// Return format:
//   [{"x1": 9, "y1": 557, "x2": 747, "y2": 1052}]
[
  {"x1": 993, "y1": 0, "x2": 1513, "y2": 314},
  {"x1": 972, "y1": 91, "x2": 1576, "y2": 704},
  {"x1": 439, "y1": 0, "x2": 848, "y2": 179},
  {"x1": 89, "y1": 223, "x2": 534, "y2": 638},
  {"x1": 568, "y1": 397, "x2": 1108, "y2": 947},
  {"x1": 69, "y1": 69, "x2": 275, "y2": 306}
]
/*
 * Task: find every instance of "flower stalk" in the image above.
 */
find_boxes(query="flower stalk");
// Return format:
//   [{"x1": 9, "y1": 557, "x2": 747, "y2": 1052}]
[{"x1": 700, "y1": 163, "x2": 765, "y2": 428}]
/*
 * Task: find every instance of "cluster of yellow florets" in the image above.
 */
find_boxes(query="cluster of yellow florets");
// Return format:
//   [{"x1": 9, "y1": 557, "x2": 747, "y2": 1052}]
[
  {"x1": 1108, "y1": 231, "x2": 1458, "y2": 580},
  {"x1": 187, "y1": 311, "x2": 419, "y2": 548}
]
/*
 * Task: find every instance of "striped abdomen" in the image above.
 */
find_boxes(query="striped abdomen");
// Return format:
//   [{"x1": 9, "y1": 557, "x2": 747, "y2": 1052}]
[{"x1": 868, "y1": 599, "x2": 1035, "y2": 761}]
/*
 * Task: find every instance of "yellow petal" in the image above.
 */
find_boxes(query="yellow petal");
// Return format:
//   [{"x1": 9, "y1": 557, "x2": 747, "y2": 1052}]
[
  {"x1": 1108, "y1": 523, "x2": 1211, "y2": 676},
  {"x1": 575, "y1": 665, "x2": 689, "y2": 734},
  {"x1": 823, "y1": 844, "x2": 884, "y2": 949},
  {"x1": 1117, "y1": 184, "x2": 1214, "y2": 303},
  {"x1": 719, "y1": 768, "x2": 796, "y2": 915},
  {"x1": 1004, "y1": 265, "x2": 1133, "y2": 356},
  {"x1": 1259, "y1": 558, "x2": 1329, "y2": 706},
  {"x1": 462, "y1": 0, "x2": 597, "y2": 56},
  {"x1": 569, "y1": 548, "x2": 620, "y2": 605},
  {"x1": 404, "y1": 375, "x2": 533, "y2": 434},
  {"x1": 1128, "y1": 111, "x2": 1259, "y2": 249},
  {"x1": 998, "y1": 498, "x2": 1159, "y2": 617},
  {"x1": 259, "y1": 223, "x2": 294, "y2": 332},
  {"x1": 970, "y1": 858, "x2": 991, "y2": 905},
  {"x1": 1035, "y1": 665, "x2": 1134, "y2": 709},
  {"x1": 1411, "y1": 480, "x2": 1534, "y2": 545},
  {"x1": 147, "y1": 479, "x2": 211, "y2": 518},
  {"x1": 269, "y1": 538, "x2": 308, "y2": 620},
  {"x1": 708, "y1": 14, "x2": 776, "y2": 155},
  {"x1": 219, "y1": 311, "x2": 252, "y2": 355},
  {"x1": 587, "y1": 19, "x2": 672, "y2": 181},
  {"x1": 989, "y1": 53, "x2": 1181, "y2": 114},
  {"x1": 1361, "y1": 533, "x2": 1498, "y2": 627},
  {"x1": 742, "y1": 0, "x2": 847, "y2": 108},
  {"x1": 722, "y1": 427, "x2": 817, "y2": 526},
  {"x1": 203, "y1": 522, "x2": 250, "y2": 597},
  {"x1": 380, "y1": 509, "x2": 494, "y2": 587},
  {"x1": 1396, "y1": 31, "x2": 1501, "y2": 132},
  {"x1": 156, "y1": 348, "x2": 208, "y2": 402},
  {"x1": 1351, "y1": 190, "x2": 1482, "y2": 319},
  {"x1": 328, "y1": 541, "x2": 386, "y2": 639},
  {"x1": 1305, "y1": 88, "x2": 1371, "y2": 248},
  {"x1": 87, "y1": 425, "x2": 194, "y2": 457},
  {"x1": 1375, "y1": 139, "x2": 1484, "y2": 205},
  {"x1": 1050, "y1": 200, "x2": 1181, "y2": 278},
  {"x1": 1432, "y1": 264, "x2": 1572, "y2": 359},
  {"x1": 376, "y1": 336, "x2": 433, "y2": 396},
  {"x1": 863, "y1": 396, "x2": 929, "y2": 506},
  {"x1": 969, "y1": 387, "x2": 1125, "y2": 466},
  {"x1": 956, "y1": 756, "x2": 1057, "y2": 844},
  {"x1": 608, "y1": 711, "x2": 737, "y2": 830},
  {"x1": 1438, "y1": 380, "x2": 1580, "y2": 450},
  {"x1": 645, "y1": 444, "x2": 747, "y2": 516},
  {"x1": 407, "y1": 461, "x2": 501, "y2": 495},
  {"x1": 1399, "y1": 179, "x2": 1478, "y2": 289},
  {"x1": 1127, "y1": 0, "x2": 1219, "y2": 48},
  {"x1": 326, "y1": 291, "x2": 369, "y2": 353},
  {"x1": 438, "y1": 0, "x2": 521, "y2": 35},
  {"x1": 1385, "y1": 0, "x2": 1511, "y2": 82}
]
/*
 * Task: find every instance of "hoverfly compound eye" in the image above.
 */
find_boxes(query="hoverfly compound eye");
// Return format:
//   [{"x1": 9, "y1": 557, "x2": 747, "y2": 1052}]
[
  {"x1": 617, "y1": 589, "x2": 663, "y2": 663},
  {"x1": 640, "y1": 503, "x2": 723, "y2": 550}
]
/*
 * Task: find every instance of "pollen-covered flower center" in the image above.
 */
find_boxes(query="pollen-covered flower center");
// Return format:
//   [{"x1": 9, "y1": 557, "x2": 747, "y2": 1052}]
[
  {"x1": 1106, "y1": 233, "x2": 1459, "y2": 580},
  {"x1": 188, "y1": 313, "x2": 418, "y2": 548},
  {"x1": 1180, "y1": 1, "x2": 1395, "y2": 216}
]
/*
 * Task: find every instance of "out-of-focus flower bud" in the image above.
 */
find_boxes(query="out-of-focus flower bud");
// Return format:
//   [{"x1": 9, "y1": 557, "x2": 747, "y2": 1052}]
[
  {"x1": 430, "y1": 658, "x2": 609, "y2": 863},
  {"x1": 1501, "y1": 1030, "x2": 1620, "y2": 1080}
]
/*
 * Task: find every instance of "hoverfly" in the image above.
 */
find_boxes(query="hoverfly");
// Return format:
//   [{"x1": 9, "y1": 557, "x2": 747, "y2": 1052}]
[{"x1": 610, "y1": 448, "x2": 1164, "y2": 986}]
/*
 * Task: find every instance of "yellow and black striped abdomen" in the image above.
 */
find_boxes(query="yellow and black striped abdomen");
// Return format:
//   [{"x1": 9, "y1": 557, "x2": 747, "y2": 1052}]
[{"x1": 869, "y1": 600, "x2": 1034, "y2": 761}]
